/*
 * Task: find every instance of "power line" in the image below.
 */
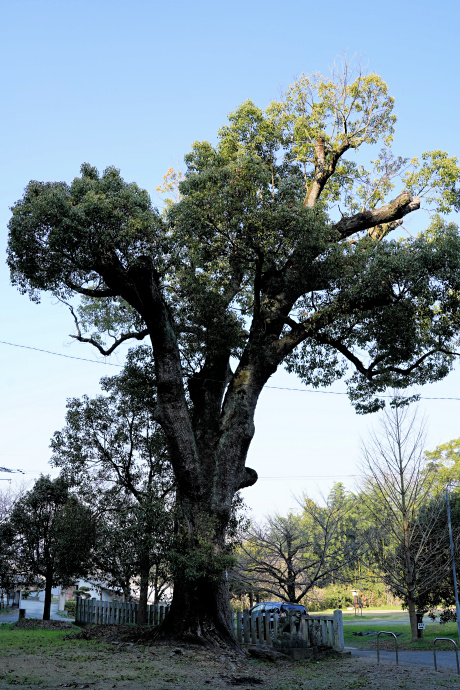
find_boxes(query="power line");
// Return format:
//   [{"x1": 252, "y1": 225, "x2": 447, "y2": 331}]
[
  {"x1": 0, "y1": 340, "x2": 122, "y2": 366},
  {"x1": 1, "y1": 339, "x2": 460, "y2": 400},
  {"x1": 262, "y1": 385, "x2": 460, "y2": 401},
  {"x1": 258, "y1": 474, "x2": 359, "y2": 480}
]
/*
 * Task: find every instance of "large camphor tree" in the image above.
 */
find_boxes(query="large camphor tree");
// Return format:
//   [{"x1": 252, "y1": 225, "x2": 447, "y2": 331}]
[{"x1": 7, "y1": 66, "x2": 460, "y2": 647}]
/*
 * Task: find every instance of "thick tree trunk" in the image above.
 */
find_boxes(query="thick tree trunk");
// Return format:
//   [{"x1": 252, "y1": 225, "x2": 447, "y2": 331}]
[
  {"x1": 137, "y1": 561, "x2": 150, "y2": 626},
  {"x1": 161, "y1": 573, "x2": 237, "y2": 648},
  {"x1": 153, "y1": 489, "x2": 240, "y2": 650},
  {"x1": 43, "y1": 572, "x2": 53, "y2": 621}
]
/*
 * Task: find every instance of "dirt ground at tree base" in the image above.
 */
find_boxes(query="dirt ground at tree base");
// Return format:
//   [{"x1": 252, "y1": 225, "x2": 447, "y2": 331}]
[{"x1": 1, "y1": 622, "x2": 459, "y2": 689}]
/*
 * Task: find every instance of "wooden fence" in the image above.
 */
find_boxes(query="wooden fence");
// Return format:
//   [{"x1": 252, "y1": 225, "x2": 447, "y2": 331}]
[
  {"x1": 75, "y1": 597, "x2": 169, "y2": 626},
  {"x1": 232, "y1": 610, "x2": 344, "y2": 652},
  {"x1": 75, "y1": 599, "x2": 344, "y2": 653}
]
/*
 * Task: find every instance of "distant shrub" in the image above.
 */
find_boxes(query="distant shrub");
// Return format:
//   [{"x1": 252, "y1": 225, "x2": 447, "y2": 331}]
[
  {"x1": 303, "y1": 582, "x2": 400, "y2": 612},
  {"x1": 64, "y1": 600, "x2": 77, "y2": 616},
  {"x1": 439, "y1": 608, "x2": 457, "y2": 624}
]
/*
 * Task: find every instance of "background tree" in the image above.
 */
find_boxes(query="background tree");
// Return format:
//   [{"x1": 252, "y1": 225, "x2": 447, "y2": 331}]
[
  {"x1": 0, "y1": 484, "x2": 20, "y2": 605},
  {"x1": 402, "y1": 489, "x2": 460, "y2": 619},
  {"x1": 88, "y1": 491, "x2": 173, "y2": 608},
  {"x1": 415, "y1": 438, "x2": 460, "y2": 618},
  {"x1": 51, "y1": 347, "x2": 174, "y2": 625},
  {"x1": 424, "y1": 438, "x2": 460, "y2": 489},
  {"x1": 359, "y1": 404, "x2": 446, "y2": 641},
  {"x1": 7, "y1": 65, "x2": 460, "y2": 646},
  {"x1": 8, "y1": 475, "x2": 95, "y2": 620},
  {"x1": 237, "y1": 486, "x2": 360, "y2": 603}
]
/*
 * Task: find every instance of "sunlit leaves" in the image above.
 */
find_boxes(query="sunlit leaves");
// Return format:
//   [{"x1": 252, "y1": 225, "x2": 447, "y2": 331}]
[{"x1": 403, "y1": 150, "x2": 460, "y2": 214}]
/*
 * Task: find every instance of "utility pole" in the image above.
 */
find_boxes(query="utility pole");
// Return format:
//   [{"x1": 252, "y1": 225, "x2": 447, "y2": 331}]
[{"x1": 446, "y1": 485, "x2": 460, "y2": 642}]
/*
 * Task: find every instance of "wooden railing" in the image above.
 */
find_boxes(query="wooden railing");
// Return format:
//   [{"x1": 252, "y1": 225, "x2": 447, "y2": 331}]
[
  {"x1": 75, "y1": 597, "x2": 169, "y2": 626},
  {"x1": 232, "y1": 609, "x2": 344, "y2": 651}
]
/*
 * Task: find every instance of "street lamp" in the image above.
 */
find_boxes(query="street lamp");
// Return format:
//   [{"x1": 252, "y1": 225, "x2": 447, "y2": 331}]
[{"x1": 446, "y1": 484, "x2": 460, "y2": 642}]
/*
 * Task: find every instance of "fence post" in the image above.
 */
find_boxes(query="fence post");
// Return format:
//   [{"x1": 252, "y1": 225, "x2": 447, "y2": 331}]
[
  {"x1": 258, "y1": 610, "x2": 264, "y2": 645},
  {"x1": 301, "y1": 616, "x2": 308, "y2": 645},
  {"x1": 90, "y1": 598, "x2": 96, "y2": 624},
  {"x1": 321, "y1": 619, "x2": 327, "y2": 645},
  {"x1": 333, "y1": 610, "x2": 344, "y2": 651},
  {"x1": 236, "y1": 611, "x2": 243, "y2": 644},
  {"x1": 273, "y1": 612, "x2": 278, "y2": 641},
  {"x1": 251, "y1": 610, "x2": 257, "y2": 645},
  {"x1": 243, "y1": 610, "x2": 250, "y2": 644},
  {"x1": 264, "y1": 610, "x2": 272, "y2": 646}
]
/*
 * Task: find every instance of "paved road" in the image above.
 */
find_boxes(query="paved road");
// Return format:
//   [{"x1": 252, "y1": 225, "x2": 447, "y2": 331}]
[
  {"x1": 349, "y1": 647, "x2": 460, "y2": 672},
  {"x1": 0, "y1": 599, "x2": 74, "y2": 623}
]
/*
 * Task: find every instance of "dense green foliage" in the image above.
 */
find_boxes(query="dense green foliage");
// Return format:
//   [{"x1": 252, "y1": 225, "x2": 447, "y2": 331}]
[
  {"x1": 51, "y1": 347, "x2": 175, "y2": 618},
  {"x1": 7, "y1": 73, "x2": 460, "y2": 414},
  {"x1": 6, "y1": 476, "x2": 95, "y2": 619},
  {"x1": 425, "y1": 438, "x2": 460, "y2": 489}
]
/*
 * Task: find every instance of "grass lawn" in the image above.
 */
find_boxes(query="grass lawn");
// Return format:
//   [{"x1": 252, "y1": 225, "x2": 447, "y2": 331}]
[
  {"x1": 1, "y1": 621, "x2": 460, "y2": 689},
  {"x1": 344, "y1": 619, "x2": 460, "y2": 651},
  {"x1": 310, "y1": 607, "x2": 460, "y2": 651},
  {"x1": 0, "y1": 621, "x2": 103, "y2": 655}
]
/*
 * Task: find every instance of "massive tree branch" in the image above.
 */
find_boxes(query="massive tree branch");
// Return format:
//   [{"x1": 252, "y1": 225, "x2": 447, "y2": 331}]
[
  {"x1": 123, "y1": 256, "x2": 200, "y2": 489},
  {"x1": 259, "y1": 194, "x2": 419, "y2": 328},
  {"x1": 304, "y1": 138, "x2": 352, "y2": 208},
  {"x1": 332, "y1": 192, "x2": 420, "y2": 239}
]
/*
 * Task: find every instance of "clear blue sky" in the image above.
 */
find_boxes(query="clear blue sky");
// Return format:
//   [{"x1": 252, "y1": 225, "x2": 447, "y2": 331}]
[{"x1": 1, "y1": 0, "x2": 460, "y2": 519}]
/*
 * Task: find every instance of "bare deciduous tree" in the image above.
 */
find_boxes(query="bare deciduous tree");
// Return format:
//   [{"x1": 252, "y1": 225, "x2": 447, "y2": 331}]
[
  {"x1": 236, "y1": 488, "x2": 360, "y2": 604},
  {"x1": 360, "y1": 403, "x2": 446, "y2": 641}
]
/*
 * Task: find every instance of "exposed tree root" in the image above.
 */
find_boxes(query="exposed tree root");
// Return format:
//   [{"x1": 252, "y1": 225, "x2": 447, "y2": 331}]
[
  {"x1": 69, "y1": 621, "x2": 245, "y2": 654},
  {"x1": 147, "y1": 618, "x2": 245, "y2": 654}
]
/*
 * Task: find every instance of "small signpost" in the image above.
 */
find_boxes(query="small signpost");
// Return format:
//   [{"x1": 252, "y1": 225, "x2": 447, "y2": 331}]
[
  {"x1": 416, "y1": 611, "x2": 425, "y2": 638},
  {"x1": 351, "y1": 589, "x2": 363, "y2": 617}
]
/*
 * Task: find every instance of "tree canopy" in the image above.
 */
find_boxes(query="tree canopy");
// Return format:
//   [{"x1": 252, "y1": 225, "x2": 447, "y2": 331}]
[
  {"x1": 7, "y1": 65, "x2": 460, "y2": 646},
  {"x1": 7, "y1": 475, "x2": 95, "y2": 620},
  {"x1": 8, "y1": 69, "x2": 460, "y2": 416}
]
